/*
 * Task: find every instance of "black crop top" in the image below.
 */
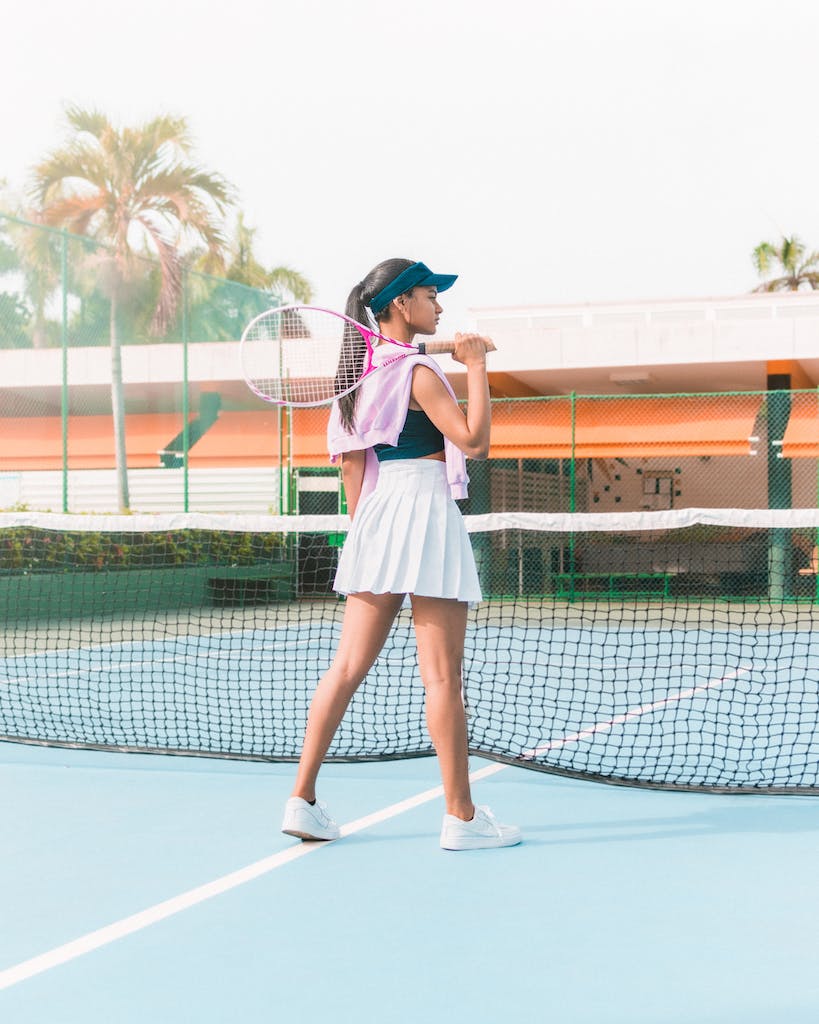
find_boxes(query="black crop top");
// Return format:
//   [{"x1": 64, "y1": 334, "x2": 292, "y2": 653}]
[{"x1": 374, "y1": 408, "x2": 445, "y2": 462}]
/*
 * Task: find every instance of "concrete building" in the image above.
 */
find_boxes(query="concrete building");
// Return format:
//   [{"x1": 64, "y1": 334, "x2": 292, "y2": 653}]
[{"x1": 2, "y1": 291, "x2": 819, "y2": 514}]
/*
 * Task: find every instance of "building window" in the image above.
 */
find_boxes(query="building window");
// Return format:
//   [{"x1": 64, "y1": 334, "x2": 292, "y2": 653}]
[{"x1": 643, "y1": 471, "x2": 674, "y2": 510}]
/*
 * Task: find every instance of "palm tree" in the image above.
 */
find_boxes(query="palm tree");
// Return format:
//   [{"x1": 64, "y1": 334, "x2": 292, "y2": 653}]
[
  {"x1": 30, "y1": 106, "x2": 234, "y2": 510},
  {"x1": 752, "y1": 236, "x2": 819, "y2": 292},
  {"x1": 226, "y1": 213, "x2": 313, "y2": 302},
  {"x1": 180, "y1": 216, "x2": 313, "y2": 343},
  {"x1": 0, "y1": 209, "x2": 65, "y2": 349}
]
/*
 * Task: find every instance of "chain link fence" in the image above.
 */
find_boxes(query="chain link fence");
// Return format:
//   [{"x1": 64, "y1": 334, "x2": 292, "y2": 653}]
[
  {"x1": 0, "y1": 213, "x2": 282, "y2": 513},
  {"x1": 459, "y1": 390, "x2": 819, "y2": 514},
  {"x1": 3, "y1": 214, "x2": 819, "y2": 517}
]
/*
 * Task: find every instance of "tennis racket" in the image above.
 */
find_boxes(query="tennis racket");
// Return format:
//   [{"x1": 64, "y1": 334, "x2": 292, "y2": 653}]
[{"x1": 239, "y1": 304, "x2": 480, "y2": 408}]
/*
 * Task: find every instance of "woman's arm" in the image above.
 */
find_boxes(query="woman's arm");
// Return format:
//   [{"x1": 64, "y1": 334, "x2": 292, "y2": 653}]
[
  {"x1": 340, "y1": 449, "x2": 367, "y2": 518},
  {"x1": 410, "y1": 333, "x2": 491, "y2": 459}
]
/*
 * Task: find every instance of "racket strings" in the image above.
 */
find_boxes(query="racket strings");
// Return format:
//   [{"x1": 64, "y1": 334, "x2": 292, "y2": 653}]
[
  {"x1": 335, "y1": 323, "x2": 368, "y2": 398},
  {"x1": 242, "y1": 307, "x2": 366, "y2": 406}
]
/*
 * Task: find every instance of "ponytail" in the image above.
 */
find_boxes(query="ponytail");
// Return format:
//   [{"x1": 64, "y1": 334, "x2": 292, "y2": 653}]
[{"x1": 335, "y1": 257, "x2": 415, "y2": 432}]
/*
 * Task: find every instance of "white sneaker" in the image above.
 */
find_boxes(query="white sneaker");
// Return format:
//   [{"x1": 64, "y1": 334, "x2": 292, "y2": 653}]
[
  {"x1": 440, "y1": 805, "x2": 522, "y2": 851},
  {"x1": 281, "y1": 797, "x2": 340, "y2": 841}
]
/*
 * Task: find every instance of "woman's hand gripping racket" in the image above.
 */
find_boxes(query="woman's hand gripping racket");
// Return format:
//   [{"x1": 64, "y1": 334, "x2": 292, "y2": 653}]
[{"x1": 240, "y1": 304, "x2": 494, "y2": 408}]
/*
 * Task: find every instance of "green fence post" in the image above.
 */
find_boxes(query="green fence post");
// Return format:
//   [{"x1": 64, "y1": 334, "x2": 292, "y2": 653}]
[
  {"x1": 767, "y1": 387, "x2": 792, "y2": 601},
  {"x1": 815, "y1": 387, "x2": 819, "y2": 604},
  {"x1": 182, "y1": 269, "x2": 190, "y2": 513},
  {"x1": 60, "y1": 229, "x2": 69, "y2": 513},
  {"x1": 468, "y1": 459, "x2": 492, "y2": 595},
  {"x1": 569, "y1": 391, "x2": 577, "y2": 515},
  {"x1": 278, "y1": 406, "x2": 287, "y2": 515},
  {"x1": 567, "y1": 391, "x2": 577, "y2": 598}
]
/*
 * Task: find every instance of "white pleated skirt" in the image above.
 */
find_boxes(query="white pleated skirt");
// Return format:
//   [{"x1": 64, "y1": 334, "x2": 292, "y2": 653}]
[{"x1": 334, "y1": 459, "x2": 482, "y2": 604}]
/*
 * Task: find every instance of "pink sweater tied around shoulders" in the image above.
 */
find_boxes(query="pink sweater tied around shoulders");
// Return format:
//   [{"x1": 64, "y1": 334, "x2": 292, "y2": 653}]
[{"x1": 326, "y1": 342, "x2": 469, "y2": 505}]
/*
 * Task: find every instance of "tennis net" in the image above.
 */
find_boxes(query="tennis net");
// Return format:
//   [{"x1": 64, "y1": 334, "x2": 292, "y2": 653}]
[{"x1": 2, "y1": 509, "x2": 819, "y2": 793}]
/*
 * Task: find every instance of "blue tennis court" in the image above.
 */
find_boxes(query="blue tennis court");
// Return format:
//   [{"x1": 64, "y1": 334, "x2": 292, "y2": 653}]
[
  {"x1": 3, "y1": 515, "x2": 819, "y2": 1021},
  {"x1": 2, "y1": 740, "x2": 819, "y2": 1023}
]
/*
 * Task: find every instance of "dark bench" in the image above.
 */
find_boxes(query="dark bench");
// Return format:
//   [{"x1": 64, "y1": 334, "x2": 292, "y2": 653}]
[
  {"x1": 554, "y1": 572, "x2": 673, "y2": 599},
  {"x1": 207, "y1": 564, "x2": 295, "y2": 605}
]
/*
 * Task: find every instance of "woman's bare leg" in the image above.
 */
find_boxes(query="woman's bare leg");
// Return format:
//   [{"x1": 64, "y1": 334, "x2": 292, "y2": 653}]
[
  {"x1": 410, "y1": 595, "x2": 474, "y2": 821},
  {"x1": 291, "y1": 591, "x2": 404, "y2": 802}
]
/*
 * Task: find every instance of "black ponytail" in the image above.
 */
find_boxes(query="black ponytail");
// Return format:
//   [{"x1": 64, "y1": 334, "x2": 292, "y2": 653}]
[{"x1": 336, "y1": 257, "x2": 416, "y2": 432}]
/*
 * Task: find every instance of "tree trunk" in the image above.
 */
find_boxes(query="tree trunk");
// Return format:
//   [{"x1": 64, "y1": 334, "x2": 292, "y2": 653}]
[
  {"x1": 30, "y1": 312, "x2": 48, "y2": 349},
  {"x1": 109, "y1": 294, "x2": 130, "y2": 511}
]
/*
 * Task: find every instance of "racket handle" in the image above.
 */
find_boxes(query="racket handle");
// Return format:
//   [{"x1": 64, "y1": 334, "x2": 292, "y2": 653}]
[{"x1": 418, "y1": 338, "x2": 496, "y2": 355}]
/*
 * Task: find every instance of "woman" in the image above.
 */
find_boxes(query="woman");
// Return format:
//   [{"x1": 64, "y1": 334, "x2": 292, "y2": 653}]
[{"x1": 281, "y1": 258, "x2": 521, "y2": 851}]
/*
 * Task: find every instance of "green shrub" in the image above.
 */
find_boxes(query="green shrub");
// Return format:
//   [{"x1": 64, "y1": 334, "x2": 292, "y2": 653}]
[{"x1": 0, "y1": 528, "x2": 287, "y2": 573}]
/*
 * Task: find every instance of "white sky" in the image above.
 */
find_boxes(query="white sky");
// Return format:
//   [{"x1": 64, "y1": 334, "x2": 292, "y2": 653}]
[{"x1": 3, "y1": 0, "x2": 819, "y2": 334}]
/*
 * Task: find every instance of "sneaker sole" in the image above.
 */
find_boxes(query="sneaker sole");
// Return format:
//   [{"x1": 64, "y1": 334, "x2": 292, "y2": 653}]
[
  {"x1": 282, "y1": 827, "x2": 339, "y2": 842},
  {"x1": 441, "y1": 834, "x2": 522, "y2": 851}
]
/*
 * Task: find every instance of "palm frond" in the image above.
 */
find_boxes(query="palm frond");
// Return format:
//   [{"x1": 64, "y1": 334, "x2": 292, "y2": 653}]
[
  {"x1": 64, "y1": 105, "x2": 111, "y2": 141},
  {"x1": 135, "y1": 167, "x2": 230, "y2": 211},
  {"x1": 226, "y1": 256, "x2": 269, "y2": 289},
  {"x1": 780, "y1": 235, "x2": 806, "y2": 273},
  {"x1": 38, "y1": 193, "x2": 108, "y2": 234},
  {"x1": 266, "y1": 266, "x2": 314, "y2": 304},
  {"x1": 192, "y1": 217, "x2": 230, "y2": 261},
  {"x1": 138, "y1": 224, "x2": 182, "y2": 334},
  {"x1": 195, "y1": 246, "x2": 228, "y2": 276},
  {"x1": 752, "y1": 235, "x2": 819, "y2": 291},
  {"x1": 125, "y1": 119, "x2": 191, "y2": 189},
  {"x1": 142, "y1": 164, "x2": 234, "y2": 210},
  {"x1": 143, "y1": 115, "x2": 193, "y2": 154},
  {"x1": 31, "y1": 143, "x2": 111, "y2": 206},
  {"x1": 752, "y1": 276, "x2": 789, "y2": 293},
  {"x1": 752, "y1": 241, "x2": 777, "y2": 276},
  {"x1": 797, "y1": 251, "x2": 819, "y2": 275}
]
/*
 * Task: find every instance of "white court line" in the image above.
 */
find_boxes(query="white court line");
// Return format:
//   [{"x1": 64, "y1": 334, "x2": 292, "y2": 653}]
[
  {"x1": 522, "y1": 664, "x2": 752, "y2": 759},
  {"x1": 0, "y1": 778, "x2": 450, "y2": 992},
  {"x1": 0, "y1": 634, "x2": 320, "y2": 664},
  {"x1": 0, "y1": 666, "x2": 746, "y2": 992}
]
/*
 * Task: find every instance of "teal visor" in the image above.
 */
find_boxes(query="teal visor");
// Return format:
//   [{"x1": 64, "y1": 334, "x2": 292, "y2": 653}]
[{"x1": 369, "y1": 262, "x2": 457, "y2": 315}]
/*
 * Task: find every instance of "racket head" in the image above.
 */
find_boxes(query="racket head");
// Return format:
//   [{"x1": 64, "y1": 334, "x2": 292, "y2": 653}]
[{"x1": 239, "y1": 305, "x2": 382, "y2": 407}]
